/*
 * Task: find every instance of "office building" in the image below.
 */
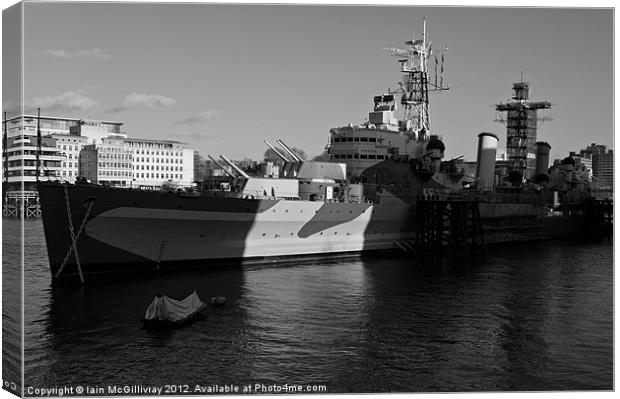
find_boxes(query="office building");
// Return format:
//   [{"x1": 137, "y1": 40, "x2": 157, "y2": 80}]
[
  {"x1": 2, "y1": 114, "x2": 124, "y2": 189},
  {"x1": 80, "y1": 136, "x2": 134, "y2": 187},
  {"x1": 578, "y1": 143, "x2": 614, "y2": 187},
  {"x1": 124, "y1": 138, "x2": 194, "y2": 189}
]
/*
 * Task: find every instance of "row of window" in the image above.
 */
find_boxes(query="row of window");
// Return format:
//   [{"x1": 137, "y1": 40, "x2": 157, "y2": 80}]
[
  {"x1": 58, "y1": 144, "x2": 84, "y2": 151},
  {"x1": 331, "y1": 154, "x2": 389, "y2": 160},
  {"x1": 9, "y1": 149, "x2": 58, "y2": 156},
  {"x1": 97, "y1": 162, "x2": 131, "y2": 169},
  {"x1": 136, "y1": 173, "x2": 183, "y2": 180},
  {"x1": 89, "y1": 172, "x2": 184, "y2": 180},
  {"x1": 8, "y1": 160, "x2": 61, "y2": 167},
  {"x1": 135, "y1": 157, "x2": 183, "y2": 164},
  {"x1": 99, "y1": 147, "x2": 129, "y2": 153},
  {"x1": 126, "y1": 142, "x2": 175, "y2": 150},
  {"x1": 98, "y1": 153, "x2": 132, "y2": 161},
  {"x1": 99, "y1": 170, "x2": 133, "y2": 177},
  {"x1": 57, "y1": 136, "x2": 81, "y2": 143},
  {"x1": 135, "y1": 165, "x2": 183, "y2": 171},
  {"x1": 332, "y1": 137, "x2": 380, "y2": 143},
  {"x1": 132, "y1": 149, "x2": 182, "y2": 156},
  {"x1": 6, "y1": 170, "x2": 56, "y2": 177}
]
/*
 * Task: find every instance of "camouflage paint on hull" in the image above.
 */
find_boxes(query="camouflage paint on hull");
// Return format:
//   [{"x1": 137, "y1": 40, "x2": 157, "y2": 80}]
[{"x1": 38, "y1": 183, "x2": 416, "y2": 282}]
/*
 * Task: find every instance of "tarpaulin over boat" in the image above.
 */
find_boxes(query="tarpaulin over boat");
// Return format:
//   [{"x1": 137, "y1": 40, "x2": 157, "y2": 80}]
[{"x1": 144, "y1": 291, "x2": 205, "y2": 322}]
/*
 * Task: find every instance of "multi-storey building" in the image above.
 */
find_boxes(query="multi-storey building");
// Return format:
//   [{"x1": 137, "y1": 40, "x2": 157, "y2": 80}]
[
  {"x1": 124, "y1": 138, "x2": 194, "y2": 189},
  {"x1": 70, "y1": 120, "x2": 126, "y2": 144},
  {"x1": 3, "y1": 115, "x2": 70, "y2": 191},
  {"x1": 569, "y1": 151, "x2": 593, "y2": 182},
  {"x1": 80, "y1": 137, "x2": 134, "y2": 187},
  {"x1": 593, "y1": 149, "x2": 613, "y2": 187},
  {"x1": 4, "y1": 114, "x2": 195, "y2": 191},
  {"x1": 2, "y1": 114, "x2": 124, "y2": 189},
  {"x1": 578, "y1": 143, "x2": 613, "y2": 187},
  {"x1": 4, "y1": 134, "x2": 63, "y2": 191},
  {"x1": 48, "y1": 134, "x2": 89, "y2": 183}
]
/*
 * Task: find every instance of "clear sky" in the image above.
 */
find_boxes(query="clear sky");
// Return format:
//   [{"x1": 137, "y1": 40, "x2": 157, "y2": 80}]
[{"x1": 3, "y1": 1, "x2": 615, "y2": 162}]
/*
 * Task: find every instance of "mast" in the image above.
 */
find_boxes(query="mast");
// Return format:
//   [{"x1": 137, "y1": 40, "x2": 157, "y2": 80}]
[{"x1": 385, "y1": 18, "x2": 448, "y2": 141}]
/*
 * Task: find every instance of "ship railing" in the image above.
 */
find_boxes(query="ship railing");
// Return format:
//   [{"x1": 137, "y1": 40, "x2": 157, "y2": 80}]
[
  {"x1": 6, "y1": 190, "x2": 39, "y2": 200},
  {"x1": 449, "y1": 191, "x2": 545, "y2": 205}
]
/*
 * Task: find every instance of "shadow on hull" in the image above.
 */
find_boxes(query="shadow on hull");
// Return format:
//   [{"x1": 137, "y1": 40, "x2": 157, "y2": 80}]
[{"x1": 37, "y1": 182, "x2": 416, "y2": 284}]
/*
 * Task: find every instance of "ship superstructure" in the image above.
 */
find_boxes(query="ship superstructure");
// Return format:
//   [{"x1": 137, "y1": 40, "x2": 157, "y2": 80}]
[{"x1": 329, "y1": 19, "x2": 452, "y2": 182}]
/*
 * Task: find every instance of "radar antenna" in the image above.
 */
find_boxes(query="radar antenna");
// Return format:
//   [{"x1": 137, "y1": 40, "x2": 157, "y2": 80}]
[{"x1": 384, "y1": 18, "x2": 448, "y2": 140}]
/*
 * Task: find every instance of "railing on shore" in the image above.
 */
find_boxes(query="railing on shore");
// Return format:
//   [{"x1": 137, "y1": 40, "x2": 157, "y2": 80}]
[{"x1": 2, "y1": 190, "x2": 41, "y2": 218}]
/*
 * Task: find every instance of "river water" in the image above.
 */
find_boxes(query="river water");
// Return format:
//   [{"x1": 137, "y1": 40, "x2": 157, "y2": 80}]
[{"x1": 2, "y1": 218, "x2": 614, "y2": 393}]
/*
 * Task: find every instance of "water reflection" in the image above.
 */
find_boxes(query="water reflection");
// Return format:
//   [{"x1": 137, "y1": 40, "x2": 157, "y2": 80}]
[
  {"x1": 35, "y1": 267, "x2": 246, "y2": 387},
  {"x1": 15, "y1": 217, "x2": 614, "y2": 392},
  {"x1": 2, "y1": 219, "x2": 23, "y2": 394}
]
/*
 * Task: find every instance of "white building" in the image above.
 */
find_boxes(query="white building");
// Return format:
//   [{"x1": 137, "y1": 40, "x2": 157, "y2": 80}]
[
  {"x1": 4, "y1": 134, "x2": 62, "y2": 190},
  {"x1": 80, "y1": 137, "x2": 134, "y2": 187},
  {"x1": 124, "y1": 138, "x2": 194, "y2": 189},
  {"x1": 70, "y1": 121, "x2": 127, "y2": 144},
  {"x1": 3, "y1": 114, "x2": 195, "y2": 190},
  {"x1": 48, "y1": 134, "x2": 89, "y2": 183},
  {"x1": 2, "y1": 114, "x2": 124, "y2": 190}
]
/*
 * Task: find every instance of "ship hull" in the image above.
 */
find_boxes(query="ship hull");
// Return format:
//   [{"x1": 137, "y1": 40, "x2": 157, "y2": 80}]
[
  {"x1": 38, "y1": 183, "x2": 417, "y2": 282},
  {"x1": 38, "y1": 183, "x2": 585, "y2": 282}
]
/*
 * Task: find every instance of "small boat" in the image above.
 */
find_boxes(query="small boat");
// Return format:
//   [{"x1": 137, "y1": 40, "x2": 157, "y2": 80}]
[{"x1": 141, "y1": 291, "x2": 207, "y2": 330}]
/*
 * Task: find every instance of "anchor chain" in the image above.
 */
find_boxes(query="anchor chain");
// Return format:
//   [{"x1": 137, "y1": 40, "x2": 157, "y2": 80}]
[{"x1": 55, "y1": 184, "x2": 95, "y2": 283}]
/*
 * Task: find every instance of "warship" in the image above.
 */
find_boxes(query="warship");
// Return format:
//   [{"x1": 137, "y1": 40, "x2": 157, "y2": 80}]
[{"x1": 38, "y1": 20, "x2": 584, "y2": 283}]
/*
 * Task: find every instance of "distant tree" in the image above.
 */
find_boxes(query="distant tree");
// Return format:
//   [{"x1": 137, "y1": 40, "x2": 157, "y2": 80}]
[
  {"x1": 161, "y1": 180, "x2": 178, "y2": 192},
  {"x1": 312, "y1": 149, "x2": 330, "y2": 162},
  {"x1": 263, "y1": 147, "x2": 307, "y2": 162},
  {"x1": 193, "y1": 151, "x2": 208, "y2": 181}
]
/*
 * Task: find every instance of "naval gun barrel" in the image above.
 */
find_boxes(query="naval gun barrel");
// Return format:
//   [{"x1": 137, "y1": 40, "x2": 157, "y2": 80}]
[
  {"x1": 276, "y1": 139, "x2": 302, "y2": 163},
  {"x1": 207, "y1": 155, "x2": 236, "y2": 178},
  {"x1": 219, "y1": 155, "x2": 250, "y2": 179},
  {"x1": 264, "y1": 140, "x2": 290, "y2": 162}
]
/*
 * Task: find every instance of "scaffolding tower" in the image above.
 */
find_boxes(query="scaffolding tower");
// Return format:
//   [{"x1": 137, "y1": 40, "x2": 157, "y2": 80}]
[{"x1": 496, "y1": 82, "x2": 551, "y2": 181}]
